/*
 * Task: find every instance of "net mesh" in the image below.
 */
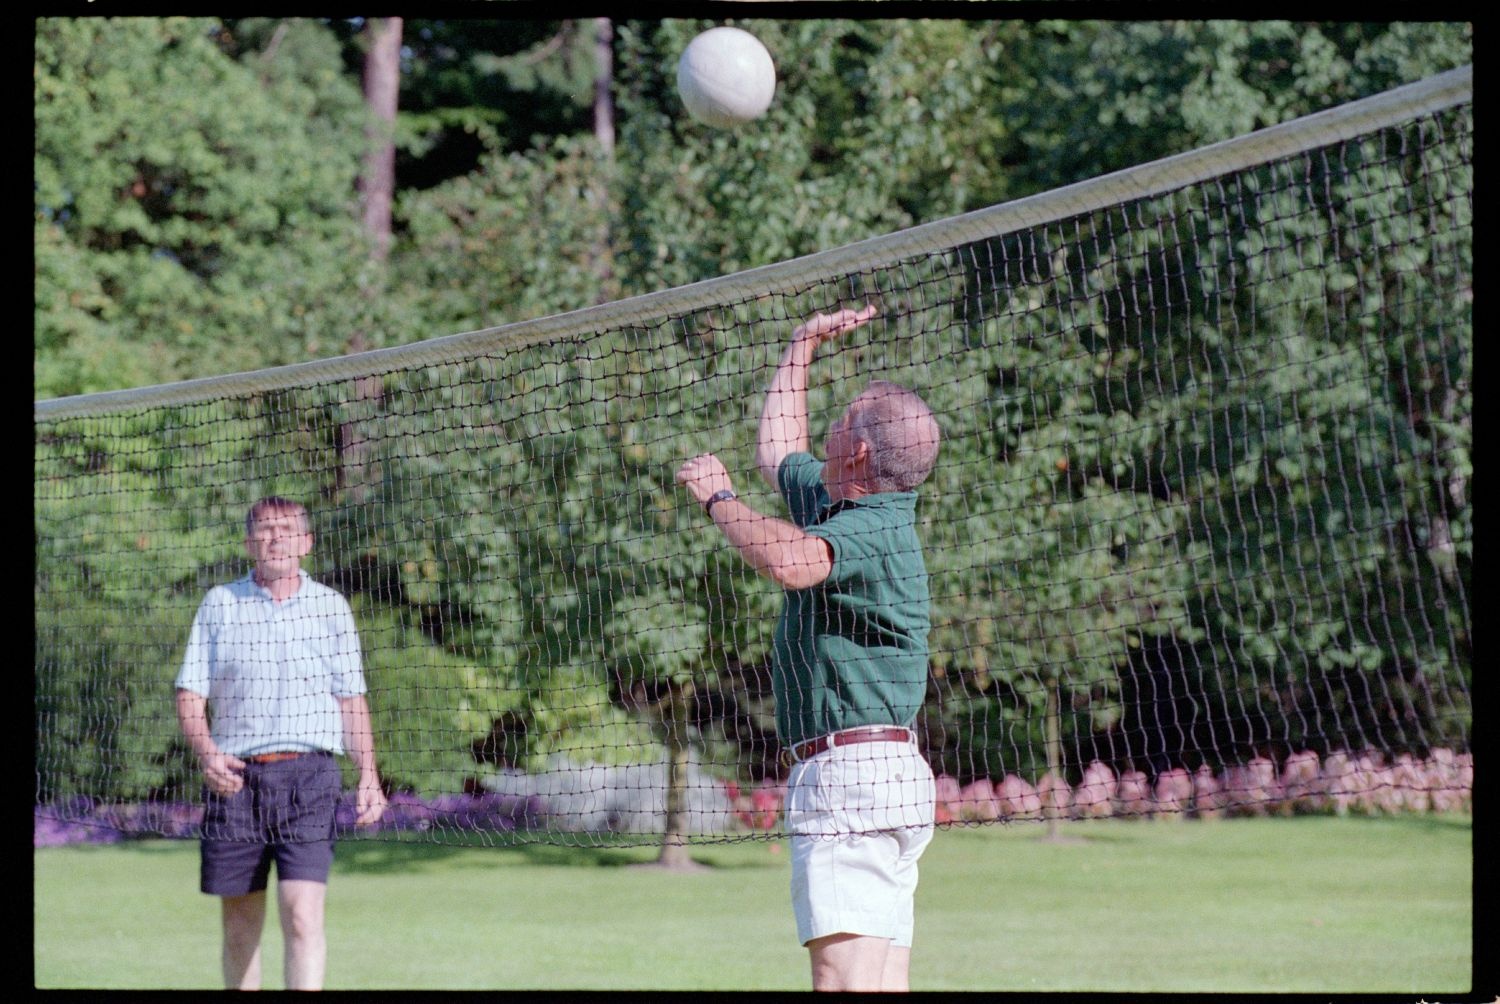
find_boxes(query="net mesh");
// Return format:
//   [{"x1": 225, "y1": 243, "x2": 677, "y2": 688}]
[{"x1": 35, "y1": 69, "x2": 1472, "y2": 846}]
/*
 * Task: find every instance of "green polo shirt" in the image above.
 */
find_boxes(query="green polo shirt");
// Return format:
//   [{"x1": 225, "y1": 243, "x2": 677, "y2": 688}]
[{"x1": 772, "y1": 452, "x2": 931, "y2": 746}]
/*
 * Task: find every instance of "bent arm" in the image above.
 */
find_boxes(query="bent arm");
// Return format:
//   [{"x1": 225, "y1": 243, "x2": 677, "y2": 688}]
[{"x1": 709, "y1": 498, "x2": 833, "y2": 591}]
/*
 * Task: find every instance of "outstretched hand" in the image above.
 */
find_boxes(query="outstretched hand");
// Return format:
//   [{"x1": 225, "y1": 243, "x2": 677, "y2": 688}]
[
  {"x1": 676, "y1": 453, "x2": 734, "y2": 507},
  {"x1": 792, "y1": 304, "x2": 880, "y2": 348}
]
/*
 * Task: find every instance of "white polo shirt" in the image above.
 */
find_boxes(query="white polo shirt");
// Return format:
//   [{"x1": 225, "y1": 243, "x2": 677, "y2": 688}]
[{"x1": 175, "y1": 571, "x2": 367, "y2": 758}]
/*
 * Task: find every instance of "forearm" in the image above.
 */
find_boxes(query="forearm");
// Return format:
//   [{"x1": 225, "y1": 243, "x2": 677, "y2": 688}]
[
  {"x1": 175, "y1": 689, "x2": 218, "y2": 758},
  {"x1": 339, "y1": 694, "x2": 388, "y2": 826},
  {"x1": 710, "y1": 498, "x2": 831, "y2": 591},
  {"x1": 756, "y1": 334, "x2": 817, "y2": 485},
  {"x1": 178, "y1": 689, "x2": 248, "y2": 793},
  {"x1": 339, "y1": 695, "x2": 380, "y2": 779}
]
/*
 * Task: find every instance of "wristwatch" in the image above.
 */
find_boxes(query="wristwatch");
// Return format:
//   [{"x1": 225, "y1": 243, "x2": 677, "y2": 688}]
[{"x1": 704, "y1": 488, "x2": 737, "y2": 517}]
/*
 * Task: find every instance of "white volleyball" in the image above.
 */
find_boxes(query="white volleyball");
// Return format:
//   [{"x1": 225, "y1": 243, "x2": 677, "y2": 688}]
[{"x1": 676, "y1": 27, "x2": 777, "y2": 128}]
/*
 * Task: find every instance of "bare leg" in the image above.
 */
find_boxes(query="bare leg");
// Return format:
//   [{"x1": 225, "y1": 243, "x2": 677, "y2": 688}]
[
  {"x1": 807, "y1": 933, "x2": 892, "y2": 992},
  {"x1": 221, "y1": 892, "x2": 267, "y2": 990},
  {"x1": 881, "y1": 945, "x2": 912, "y2": 991},
  {"x1": 278, "y1": 879, "x2": 328, "y2": 990}
]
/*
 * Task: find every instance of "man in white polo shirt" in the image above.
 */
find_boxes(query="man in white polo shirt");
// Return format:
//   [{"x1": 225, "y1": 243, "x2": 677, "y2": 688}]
[{"x1": 175, "y1": 496, "x2": 387, "y2": 991}]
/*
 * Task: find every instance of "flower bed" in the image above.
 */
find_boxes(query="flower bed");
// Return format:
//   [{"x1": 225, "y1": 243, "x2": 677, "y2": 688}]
[{"x1": 36, "y1": 747, "x2": 1472, "y2": 846}]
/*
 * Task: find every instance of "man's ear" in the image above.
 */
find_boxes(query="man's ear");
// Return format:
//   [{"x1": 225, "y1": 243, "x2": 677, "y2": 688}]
[
  {"x1": 849, "y1": 437, "x2": 871, "y2": 470},
  {"x1": 292, "y1": 530, "x2": 315, "y2": 558}
]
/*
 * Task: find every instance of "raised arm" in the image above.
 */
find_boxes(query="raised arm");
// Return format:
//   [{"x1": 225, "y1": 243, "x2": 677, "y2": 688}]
[{"x1": 755, "y1": 305, "x2": 879, "y2": 488}]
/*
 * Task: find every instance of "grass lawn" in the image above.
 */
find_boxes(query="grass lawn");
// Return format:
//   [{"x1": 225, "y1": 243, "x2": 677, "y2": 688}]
[{"x1": 33, "y1": 814, "x2": 1472, "y2": 992}]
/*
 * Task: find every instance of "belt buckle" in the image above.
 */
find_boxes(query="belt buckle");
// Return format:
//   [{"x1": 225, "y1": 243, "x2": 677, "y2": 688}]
[{"x1": 781, "y1": 736, "x2": 816, "y2": 768}]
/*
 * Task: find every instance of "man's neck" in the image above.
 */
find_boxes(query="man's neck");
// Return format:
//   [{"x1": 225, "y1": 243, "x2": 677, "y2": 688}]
[
  {"x1": 254, "y1": 567, "x2": 303, "y2": 602},
  {"x1": 834, "y1": 482, "x2": 872, "y2": 503}
]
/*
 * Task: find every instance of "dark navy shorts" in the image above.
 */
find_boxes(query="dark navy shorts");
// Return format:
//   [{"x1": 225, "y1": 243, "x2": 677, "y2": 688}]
[{"x1": 200, "y1": 752, "x2": 340, "y2": 896}]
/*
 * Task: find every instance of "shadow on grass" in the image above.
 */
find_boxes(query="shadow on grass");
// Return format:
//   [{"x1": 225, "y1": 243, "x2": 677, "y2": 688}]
[
  {"x1": 331, "y1": 840, "x2": 635, "y2": 874},
  {"x1": 330, "y1": 833, "x2": 788, "y2": 875},
  {"x1": 49, "y1": 815, "x2": 1465, "y2": 877},
  {"x1": 937, "y1": 820, "x2": 1150, "y2": 846},
  {"x1": 35, "y1": 838, "x2": 205, "y2": 857},
  {"x1": 938, "y1": 812, "x2": 1473, "y2": 849},
  {"x1": 1344, "y1": 811, "x2": 1473, "y2": 834},
  {"x1": 35, "y1": 833, "x2": 788, "y2": 883}
]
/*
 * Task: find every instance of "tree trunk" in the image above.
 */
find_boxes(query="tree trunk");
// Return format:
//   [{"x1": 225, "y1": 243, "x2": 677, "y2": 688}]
[
  {"x1": 359, "y1": 17, "x2": 402, "y2": 263},
  {"x1": 339, "y1": 17, "x2": 402, "y2": 509},
  {"x1": 592, "y1": 18, "x2": 615, "y2": 157},
  {"x1": 1044, "y1": 674, "x2": 1062, "y2": 841},
  {"x1": 657, "y1": 685, "x2": 696, "y2": 869},
  {"x1": 589, "y1": 17, "x2": 616, "y2": 305}
]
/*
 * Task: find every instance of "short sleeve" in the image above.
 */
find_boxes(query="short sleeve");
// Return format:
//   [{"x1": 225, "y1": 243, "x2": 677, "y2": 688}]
[
  {"x1": 174, "y1": 591, "x2": 219, "y2": 696},
  {"x1": 805, "y1": 502, "x2": 921, "y2": 593},
  {"x1": 326, "y1": 595, "x2": 367, "y2": 698},
  {"x1": 777, "y1": 452, "x2": 830, "y2": 529},
  {"x1": 803, "y1": 510, "x2": 873, "y2": 589}
]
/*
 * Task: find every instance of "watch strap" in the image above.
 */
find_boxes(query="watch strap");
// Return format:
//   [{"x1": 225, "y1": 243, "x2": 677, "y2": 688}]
[{"x1": 704, "y1": 488, "x2": 737, "y2": 517}]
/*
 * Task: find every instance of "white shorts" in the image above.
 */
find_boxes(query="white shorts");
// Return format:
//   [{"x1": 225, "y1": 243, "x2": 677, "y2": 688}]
[{"x1": 785, "y1": 740, "x2": 936, "y2": 947}]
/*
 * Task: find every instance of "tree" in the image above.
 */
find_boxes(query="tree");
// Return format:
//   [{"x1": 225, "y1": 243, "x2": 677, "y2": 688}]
[{"x1": 34, "y1": 17, "x2": 370, "y2": 398}]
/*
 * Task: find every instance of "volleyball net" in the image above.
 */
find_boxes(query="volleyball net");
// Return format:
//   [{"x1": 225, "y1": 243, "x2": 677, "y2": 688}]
[{"x1": 35, "y1": 67, "x2": 1472, "y2": 846}]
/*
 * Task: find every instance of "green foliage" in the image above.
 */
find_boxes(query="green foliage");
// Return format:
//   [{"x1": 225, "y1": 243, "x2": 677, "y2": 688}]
[
  {"x1": 386, "y1": 20, "x2": 598, "y2": 178},
  {"x1": 34, "y1": 17, "x2": 370, "y2": 397},
  {"x1": 34, "y1": 584, "x2": 203, "y2": 804},
  {"x1": 995, "y1": 21, "x2": 1472, "y2": 194},
  {"x1": 351, "y1": 597, "x2": 524, "y2": 796},
  {"x1": 392, "y1": 135, "x2": 612, "y2": 329},
  {"x1": 607, "y1": 20, "x2": 1019, "y2": 294},
  {"x1": 33, "y1": 19, "x2": 1472, "y2": 810}
]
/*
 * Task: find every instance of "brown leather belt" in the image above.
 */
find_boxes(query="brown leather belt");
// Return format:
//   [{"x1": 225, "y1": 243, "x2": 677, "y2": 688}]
[
  {"x1": 245, "y1": 752, "x2": 306, "y2": 764},
  {"x1": 782, "y1": 726, "x2": 916, "y2": 767}
]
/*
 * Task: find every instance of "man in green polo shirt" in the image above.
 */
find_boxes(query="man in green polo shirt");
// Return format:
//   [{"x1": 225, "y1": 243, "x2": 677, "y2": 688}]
[{"x1": 676, "y1": 305, "x2": 941, "y2": 992}]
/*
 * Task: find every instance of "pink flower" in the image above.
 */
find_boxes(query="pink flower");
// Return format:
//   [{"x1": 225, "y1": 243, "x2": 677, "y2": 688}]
[
  {"x1": 1192, "y1": 765, "x2": 1223, "y2": 819},
  {"x1": 1036, "y1": 771, "x2": 1073, "y2": 820},
  {"x1": 1074, "y1": 762, "x2": 1116, "y2": 818},
  {"x1": 995, "y1": 774, "x2": 1040, "y2": 819},
  {"x1": 1153, "y1": 768, "x2": 1192, "y2": 816},
  {"x1": 1115, "y1": 770, "x2": 1152, "y2": 818},
  {"x1": 956, "y1": 780, "x2": 1001, "y2": 821}
]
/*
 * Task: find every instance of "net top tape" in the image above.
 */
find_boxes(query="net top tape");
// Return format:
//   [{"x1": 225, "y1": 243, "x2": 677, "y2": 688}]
[{"x1": 35, "y1": 65, "x2": 1471, "y2": 422}]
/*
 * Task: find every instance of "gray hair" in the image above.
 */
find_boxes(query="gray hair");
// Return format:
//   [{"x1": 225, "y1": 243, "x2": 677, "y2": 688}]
[{"x1": 849, "y1": 381, "x2": 941, "y2": 492}]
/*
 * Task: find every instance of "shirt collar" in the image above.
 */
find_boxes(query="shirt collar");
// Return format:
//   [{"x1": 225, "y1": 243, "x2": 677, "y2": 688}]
[
  {"x1": 815, "y1": 490, "x2": 917, "y2": 523},
  {"x1": 242, "y1": 569, "x2": 309, "y2": 602}
]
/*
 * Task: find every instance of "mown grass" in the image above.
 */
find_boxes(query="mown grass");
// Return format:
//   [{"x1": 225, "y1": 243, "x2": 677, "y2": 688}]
[{"x1": 33, "y1": 814, "x2": 1472, "y2": 991}]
